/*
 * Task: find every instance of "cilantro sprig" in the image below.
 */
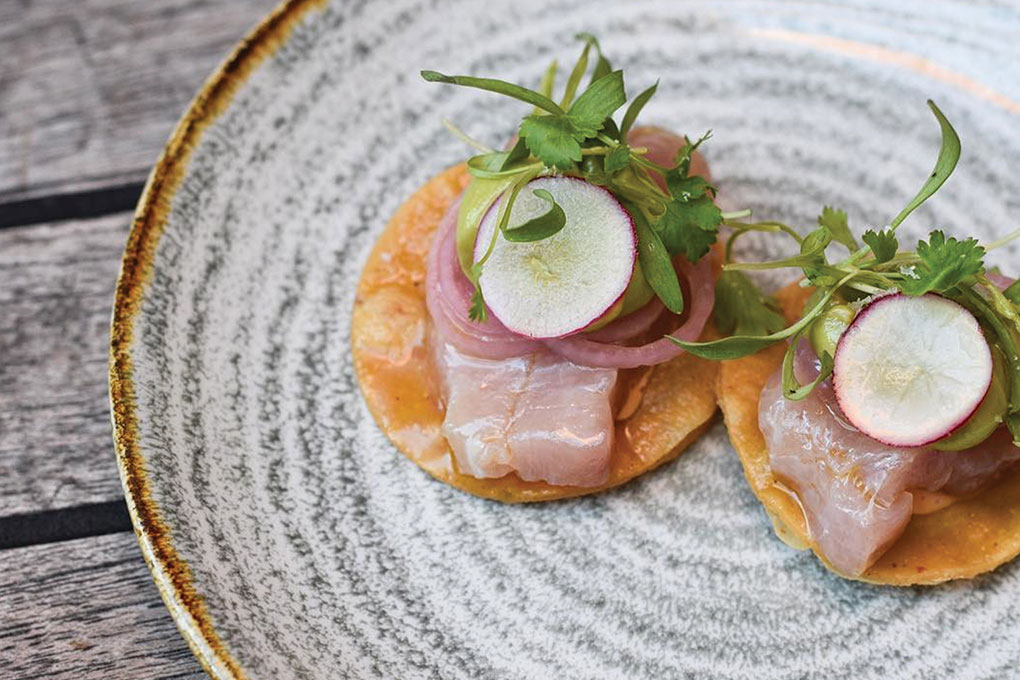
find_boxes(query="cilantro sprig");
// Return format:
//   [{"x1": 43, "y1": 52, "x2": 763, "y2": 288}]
[
  {"x1": 424, "y1": 34, "x2": 728, "y2": 320},
  {"x1": 671, "y1": 101, "x2": 1020, "y2": 435},
  {"x1": 899, "y1": 230, "x2": 985, "y2": 296},
  {"x1": 714, "y1": 269, "x2": 786, "y2": 338}
]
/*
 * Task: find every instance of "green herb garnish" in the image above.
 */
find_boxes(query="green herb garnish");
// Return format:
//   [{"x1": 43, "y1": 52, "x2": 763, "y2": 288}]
[
  {"x1": 672, "y1": 100, "x2": 1020, "y2": 420},
  {"x1": 468, "y1": 283, "x2": 488, "y2": 323},
  {"x1": 421, "y1": 71, "x2": 564, "y2": 114},
  {"x1": 781, "y1": 327, "x2": 834, "y2": 401},
  {"x1": 628, "y1": 198, "x2": 684, "y2": 314},
  {"x1": 861, "y1": 228, "x2": 898, "y2": 264},
  {"x1": 424, "y1": 34, "x2": 727, "y2": 322},
  {"x1": 501, "y1": 189, "x2": 567, "y2": 242},
  {"x1": 1005, "y1": 280, "x2": 1020, "y2": 305},
  {"x1": 818, "y1": 206, "x2": 857, "y2": 251},
  {"x1": 679, "y1": 271, "x2": 857, "y2": 360},
  {"x1": 899, "y1": 230, "x2": 985, "y2": 296},
  {"x1": 713, "y1": 270, "x2": 787, "y2": 338},
  {"x1": 659, "y1": 167, "x2": 723, "y2": 263}
]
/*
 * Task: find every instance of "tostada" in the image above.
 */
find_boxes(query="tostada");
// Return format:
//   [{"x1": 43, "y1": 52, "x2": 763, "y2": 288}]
[
  {"x1": 677, "y1": 102, "x2": 1020, "y2": 584},
  {"x1": 352, "y1": 36, "x2": 735, "y2": 501}
]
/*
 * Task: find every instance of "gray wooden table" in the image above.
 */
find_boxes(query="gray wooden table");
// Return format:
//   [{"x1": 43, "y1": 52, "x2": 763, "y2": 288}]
[{"x1": 1, "y1": 1, "x2": 278, "y2": 676}]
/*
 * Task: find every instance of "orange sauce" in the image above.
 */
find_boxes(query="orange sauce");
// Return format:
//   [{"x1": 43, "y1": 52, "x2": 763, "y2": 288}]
[{"x1": 910, "y1": 489, "x2": 959, "y2": 515}]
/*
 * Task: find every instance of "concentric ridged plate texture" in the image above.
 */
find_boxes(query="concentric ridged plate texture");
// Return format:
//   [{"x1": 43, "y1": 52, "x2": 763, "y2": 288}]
[{"x1": 114, "y1": 1, "x2": 1020, "y2": 677}]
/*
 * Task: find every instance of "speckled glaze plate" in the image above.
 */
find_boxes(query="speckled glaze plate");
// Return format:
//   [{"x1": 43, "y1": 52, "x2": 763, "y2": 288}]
[{"x1": 110, "y1": 1, "x2": 1020, "y2": 678}]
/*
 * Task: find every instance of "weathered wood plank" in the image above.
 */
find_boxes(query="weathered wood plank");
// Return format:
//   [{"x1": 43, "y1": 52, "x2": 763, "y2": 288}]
[
  {"x1": 0, "y1": 213, "x2": 132, "y2": 515},
  {"x1": 0, "y1": 532, "x2": 204, "y2": 679},
  {"x1": 0, "y1": 0, "x2": 278, "y2": 202}
]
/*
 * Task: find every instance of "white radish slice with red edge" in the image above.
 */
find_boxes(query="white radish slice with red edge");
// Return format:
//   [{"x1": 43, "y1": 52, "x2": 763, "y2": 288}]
[
  {"x1": 474, "y1": 176, "x2": 636, "y2": 339},
  {"x1": 833, "y1": 293, "x2": 993, "y2": 447}
]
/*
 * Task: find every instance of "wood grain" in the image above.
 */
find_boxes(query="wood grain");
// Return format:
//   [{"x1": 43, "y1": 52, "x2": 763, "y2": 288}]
[
  {"x1": 0, "y1": 213, "x2": 133, "y2": 515},
  {"x1": 0, "y1": 532, "x2": 204, "y2": 679},
  {"x1": 0, "y1": 0, "x2": 278, "y2": 203}
]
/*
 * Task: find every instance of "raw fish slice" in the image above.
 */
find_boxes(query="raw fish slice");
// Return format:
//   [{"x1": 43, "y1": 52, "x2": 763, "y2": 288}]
[
  {"x1": 760, "y1": 342, "x2": 1019, "y2": 576},
  {"x1": 942, "y1": 429, "x2": 1020, "y2": 496},
  {"x1": 507, "y1": 354, "x2": 617, "y2": 487},
  {"x1": 432, "y1": 339, "x2": 527, "y2": 479},
  {"x1": 434, "y1": 339, "x2": 617, "y2": 487},
  {"x1": 761, "y1": 367, "x2": 925, "y2": 575}
]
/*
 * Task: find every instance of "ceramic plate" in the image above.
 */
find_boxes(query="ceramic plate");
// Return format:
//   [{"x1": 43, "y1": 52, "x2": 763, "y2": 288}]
[{"x1": 110, "y1": 1, "x2": 1020, "y2": 677}]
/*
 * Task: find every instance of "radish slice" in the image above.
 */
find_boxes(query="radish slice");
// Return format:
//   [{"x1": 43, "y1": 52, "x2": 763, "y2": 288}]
[
  {"x1": 474, "y1": 177, "x2": 637, "y2": 339},
  {"x1": 833, "y1": 293, "x2": 993, "y2": 447},
  {"x1": 426, "y1": 199, "x2": 542, "y2": 359},
  {"x1": 542, "y1": 255, "x2": 715, "y2": 369}
]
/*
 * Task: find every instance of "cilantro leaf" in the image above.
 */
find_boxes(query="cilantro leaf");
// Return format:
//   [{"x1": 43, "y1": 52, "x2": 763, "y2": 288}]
[
  {"x1": 567, "y1": 70, "x2": 626, "y2": 133},
  {"x1": 713, "y1": 270, "x2": 787, "y2": 338},
  {"x1": 658, "y1": 195, "x2": 721, "y2": 261},
  {"x1": 674, "y1": 131, "x2": 711, "y2": 178},
  {"x1": 656, "y1": 150, "x2": 720, "y2": 261},
  {"x1": 862, "y1": 228, "x2": 898, "y2": 263},
  {"x1": 467, "y1": 261, "x2": 489, "y2": 323},
  {"x1": 604, "y1": 145, "x2": 631, "y2": 174},
  {"x1": 899, "y1": 229, "x2": 985, "y2": 295},
  {"x1": 818, "y1": 206, "x2": 857, "y2": 251},
  {"x1": 518, "y1": 70, "x2": 626, "y2": 172},
  {"x1": 665, "y1": 174, "x2": 713, "y2": 202},
  {"x1": 519, "y1": 115, "x2": 583, "y2": 170},
  {"x1": 468, "y1": 285, "x2": 487, "y2": 322}
]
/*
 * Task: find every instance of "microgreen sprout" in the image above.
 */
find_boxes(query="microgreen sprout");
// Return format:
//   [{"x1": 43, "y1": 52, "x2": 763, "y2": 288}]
[
  {"x1": 672, "y1": 101, "x2": 1020, "y2": 432},
  {"x1": 424, "y1": 34, "x2": 727, "y2": 321}
]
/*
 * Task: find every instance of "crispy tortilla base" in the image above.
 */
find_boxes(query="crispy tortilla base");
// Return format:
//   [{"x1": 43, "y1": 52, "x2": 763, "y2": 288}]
[
  {"x1": 351, "y1": 163, "x2": 719, "y2": 502},
  {"x1": 718, "y1": 283, "x2": 1020, "y2": 584}
]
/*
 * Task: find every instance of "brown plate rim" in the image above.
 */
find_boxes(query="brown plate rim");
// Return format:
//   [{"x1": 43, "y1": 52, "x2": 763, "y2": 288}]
[{"x1": 108, "y1": 1, "x2": 326, "y2": 677}]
